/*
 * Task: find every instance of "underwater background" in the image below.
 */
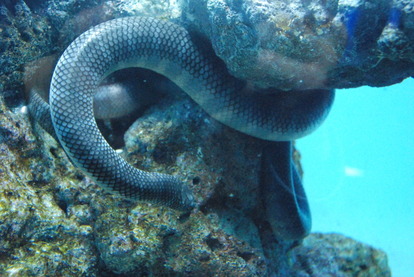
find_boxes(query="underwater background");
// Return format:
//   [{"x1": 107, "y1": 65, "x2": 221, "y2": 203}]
[
  {"x1": 299, "y1": 78, "x2": 414, "y2": 277},
  {"x1": 1, "y1": 0, "x2": 413, "y2": 276}
]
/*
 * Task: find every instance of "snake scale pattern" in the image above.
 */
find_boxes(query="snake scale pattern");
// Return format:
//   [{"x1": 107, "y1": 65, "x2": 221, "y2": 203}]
[{"x1": 40, "y1": 17, "x2": 335, "y2": 238}]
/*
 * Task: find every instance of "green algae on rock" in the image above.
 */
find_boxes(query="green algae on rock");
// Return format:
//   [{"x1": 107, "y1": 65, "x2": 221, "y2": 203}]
[
  {"x1": 0, "y1": 99, "x2": 98, "y2": 276},
  {"x1": 0, "y1": 0, "x2": 396, "y2": 275},
  {"x1": 0, "y1": 86, "x2": 392, "y2": 276}
]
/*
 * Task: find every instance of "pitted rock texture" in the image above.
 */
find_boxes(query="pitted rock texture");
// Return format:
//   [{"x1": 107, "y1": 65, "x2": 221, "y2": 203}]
[
  {"x1": 182, "y1": 0, "x2": 414, "y2": 90},
  {"x1": 0, "y1": 0, "x2": 396, "y2": 275},
  {"x1": 2, "y1": 0, "x2": 413, "y2": 111},
  {"x1": 0, "y1": 89, "x2": 392, "y2": 276},
  {"x1": 289, "y1": 233, "x2": 391, "y2": 277}
]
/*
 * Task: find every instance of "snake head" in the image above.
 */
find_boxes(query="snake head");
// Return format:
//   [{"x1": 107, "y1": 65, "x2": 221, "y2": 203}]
[
  {"x1": 157, "y1": 174, "x2": 196, "y2": 212},
  {"x1": 177, "y1": 183, "x2": 196, "y2": 212}
]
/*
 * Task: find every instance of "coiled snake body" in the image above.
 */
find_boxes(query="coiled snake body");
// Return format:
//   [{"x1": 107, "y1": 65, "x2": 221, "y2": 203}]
[{"x1": 34, "y1": 17, "x2": 334, "y2": 240}]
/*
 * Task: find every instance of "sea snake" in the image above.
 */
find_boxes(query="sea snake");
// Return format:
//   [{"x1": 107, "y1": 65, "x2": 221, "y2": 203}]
[{"x1": 31, "y1": 17, "x2": 334, "y2": 240}]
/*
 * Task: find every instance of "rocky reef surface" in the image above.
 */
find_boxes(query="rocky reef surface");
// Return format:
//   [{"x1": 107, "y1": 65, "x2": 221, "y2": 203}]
[
  {"x1": 182, "y1": 0, "x2": 414, "y2": 90},
  {"x1": 0, "y1": 0, "x2": 400, "y2": 276},
  {"x1": 0, "y1": 83, "x2": 391, "y2": 276},
  {"x1": 1, "y1": 0, "x2": 413, "y2": 103}
]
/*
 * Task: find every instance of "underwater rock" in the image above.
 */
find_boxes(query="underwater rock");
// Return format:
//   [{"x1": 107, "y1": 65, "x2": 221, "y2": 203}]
[
  {"x1": 0, "y1": 0, "x2": 115, "y2": 108},
  {"x1": 0, "y1": 1, "x2": 53, "y2": 107},
  {"x1": 3, "y1": 0, "x2": 413, "y2": 110},
  {"x1": 0, "y1": 0, "x2": 181, "y2": 109},
  {"x1": 0, "y1": 0, "x2": 394, "y2": 275},
  {"x1": 0, "y1": 90, "x2": 269, "y2": 275},
  {"x1": 182, "y1": 0, "x2": 414, "y2": 90},
  {"x1": 290, "y1": 233, "x2": 392, "y2": 277},
  {"x1": 0, "y1": 84, "x2": 392, "y2": 275},
  {"x1": 0, "y1": 98, "x2": 98, "y2": 276},
  {"x1": 114, "y1": 0, "x2": 182, "y2": 18},
  {"x1": 4, "y1": 0, "x2": 414, "y2": 101},
  {"x1": 117, "y1": 79, "x2": 268, "y2": 275}
]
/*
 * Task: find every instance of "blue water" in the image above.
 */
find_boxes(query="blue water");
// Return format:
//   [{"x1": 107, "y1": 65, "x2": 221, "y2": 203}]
[{"x1": 298, "y1": 78, "x2": 414, "y2": 277}]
